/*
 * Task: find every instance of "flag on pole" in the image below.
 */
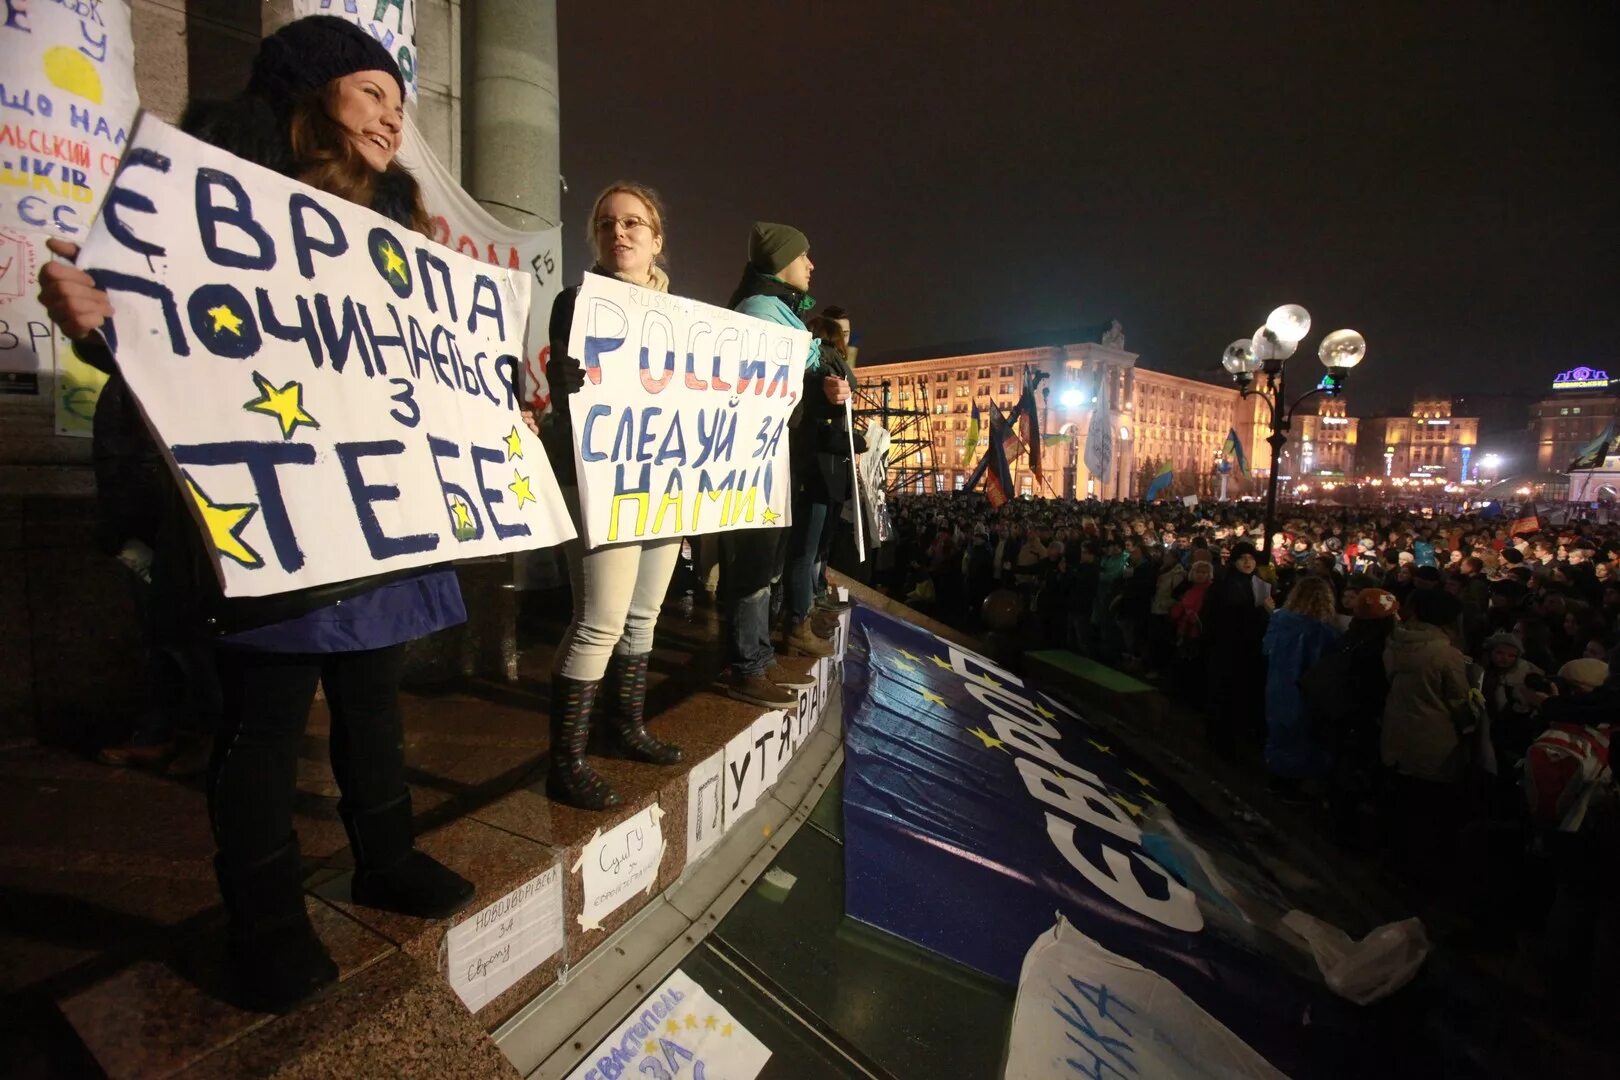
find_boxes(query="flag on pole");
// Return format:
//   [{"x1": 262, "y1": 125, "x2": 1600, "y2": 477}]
[
  {"x1": 1567, "y1": 419, "x2": 1617, "y2": 472},
  {"x1": 1222, "y1": 427, "x2": 1250, "y2": 479},
  {"x1": 984, "y1": 403, "x2": 1016, "y2": 507},
  {"x1": 1509, "y1": 502, "x2": 1542, "y2": 537},
  {"x1": 962, "y1": 399, "x2": 982, "y2": 463},
  {"x1": 1041, "y1": 432, "x2": 1070, "y2": 447},
  {"x1": 1143, "y1": 461, "x2": 1174, "y2": 502},
  {"x1": 1018, "y1": 376, "x2": 1043, "y2": 476}
]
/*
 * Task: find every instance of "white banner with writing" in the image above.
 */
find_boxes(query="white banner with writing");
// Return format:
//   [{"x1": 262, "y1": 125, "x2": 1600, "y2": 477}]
[
  {"x1": 572, "y1": 801, "x2": 665, "y2": 933},
  {"x1": 566, "y1": 274, "x2": 808, "y2": 548},
  {"x1": 566, "y1": 968, "x2": 769, "y2": 1080},
  {"x1": 394, "y1": 113, "x2": 562, "y2": 416},
  {"x1": 1005, "y1": 916, "x2": 1285, "y2": 1080},
  {"x1": 77, "y1": 117, "x2": 573, "y2": 597},
  {"x1": 1, "y1": 0, "x2": 135, "y2": 393},
  {"x1": 685, "y1": 749, "x2": 727, "y2": 869},
  {"x1": 444, "y1": 863, "x2": 563, "y2": 1013},
  {"x1": 291, "y1": 0, "x2": 419, "y2": 101}
]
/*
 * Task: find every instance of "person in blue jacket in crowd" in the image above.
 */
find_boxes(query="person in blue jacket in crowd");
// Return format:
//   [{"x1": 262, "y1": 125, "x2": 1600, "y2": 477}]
[
  {"x1": 718, "y1": 222, "x2": 845, "y2": 708},
  {"x1": 1262, "y1": 575, "x2": 1344, "y2": 800},
  {"x1": 37, "y1": 16, "x2": 473, "y2": 1012}
]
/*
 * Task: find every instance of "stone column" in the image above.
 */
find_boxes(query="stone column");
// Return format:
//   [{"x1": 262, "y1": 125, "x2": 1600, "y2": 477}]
[{"x1": 465, "y1": 0, "x2": 560, "y2": 229}]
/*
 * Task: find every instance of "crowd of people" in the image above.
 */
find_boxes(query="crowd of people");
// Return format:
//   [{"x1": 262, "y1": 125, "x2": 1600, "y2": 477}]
[{"x1": 870, "y1": 490, "x2": 1620, "y2": 1001}]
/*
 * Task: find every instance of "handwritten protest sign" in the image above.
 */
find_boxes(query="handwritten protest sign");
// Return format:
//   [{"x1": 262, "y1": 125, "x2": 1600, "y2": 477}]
[
  {"x1": 394, "y1": 114, "x2": 562, "y2": 417},
  {"x1": 444, "y1": 863, "x2": 563, "y2": 1013},
  {"x1": 291, "y1": 0, "x2": 419, "y2": 101},
  {"x1": 566, "y1": 274, "x2": 808, "y2": 548},
  {"x1": 572, "y1": 802, "x2": 665, "y2": 933},
  {"x1": 566, "y1": 968, "x2": 770, "y2": 1080},
  {"x1": 1, "y1": 0, "x2": 136, "y2": 398},
  {"x1": 76, "y1": 116, "x2": 573, "y2": 597}
]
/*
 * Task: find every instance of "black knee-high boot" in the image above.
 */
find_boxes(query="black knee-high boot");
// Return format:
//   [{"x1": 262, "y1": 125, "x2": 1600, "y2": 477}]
[
  {"x1": 216, "y1": 838, "x2": 336, "y2": 1013},
  {"x1": 546, "y1": 675, "x2": 621, "y2": 810},
  {"x1": 599, "y1": 652, "x2": 682, "y2": 765},
  {"x1": 343, "y1": 794, "x2": 474, "y2": 919}
]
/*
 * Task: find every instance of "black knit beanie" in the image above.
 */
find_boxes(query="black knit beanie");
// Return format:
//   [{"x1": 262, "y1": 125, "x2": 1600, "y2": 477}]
[
  {"x1": 748, "y1": 221, "x2": 809, "y2": 274},
  {"x1": 248, "y1": 15, "x2": 404, "y2": 111}
]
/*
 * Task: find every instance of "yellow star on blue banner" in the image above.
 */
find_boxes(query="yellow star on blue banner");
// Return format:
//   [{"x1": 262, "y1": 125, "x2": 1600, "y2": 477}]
[
  {"x1": 919, "y1": 688, "x2": 946, "y2": 707},
  {"x1": 184, "y1": 473, "x2": 262, "y2": 568},
  {"x1": 967, "y1": 726, "x2": 1007, "y2": 751},
  {"x1": 242, "y1": 371, "x2": 319, "y2": 440}
]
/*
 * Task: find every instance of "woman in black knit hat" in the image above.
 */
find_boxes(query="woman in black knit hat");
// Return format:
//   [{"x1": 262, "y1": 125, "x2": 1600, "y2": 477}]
[{"x1": 38, "y1": 15, "x2": 474, "y2": 1013}]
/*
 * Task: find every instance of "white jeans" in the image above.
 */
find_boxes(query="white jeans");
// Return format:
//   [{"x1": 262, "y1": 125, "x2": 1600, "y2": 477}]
[{"x1": 554, "y1": 489, "x2": 683, "y2": 682}]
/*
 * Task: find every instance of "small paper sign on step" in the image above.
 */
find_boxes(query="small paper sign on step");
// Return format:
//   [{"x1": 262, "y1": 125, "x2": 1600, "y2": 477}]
[
  {"x1": 444, "y1": 863, "x2": 563, "y2": 1013},
  {"x1": 572, "y1": 804, "x2": 666, "y2": 933},
  {"x1": 564, "y1": 968, "x2": 771, "y2": 1080},
  {"x1": 685, "y1": 750, "x2": 727, "y2": 869}
]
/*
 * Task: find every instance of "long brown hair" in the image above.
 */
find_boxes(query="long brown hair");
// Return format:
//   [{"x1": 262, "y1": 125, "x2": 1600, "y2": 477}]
[
  {"x1": 287, "y1": 85, "x2": 431, "y2": 236},
  {"x1": 1285, "y1": 576, "x2": 1338, "y2": 624}
]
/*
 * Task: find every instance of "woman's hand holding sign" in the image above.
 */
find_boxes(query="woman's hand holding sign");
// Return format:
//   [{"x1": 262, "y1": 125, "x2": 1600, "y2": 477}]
[
  {"x1": 37, "y1": 239, "x2": 114, "y2": 343},
  {"x1": 823, "y1": 375, "x2": 850, "y2": 405}
]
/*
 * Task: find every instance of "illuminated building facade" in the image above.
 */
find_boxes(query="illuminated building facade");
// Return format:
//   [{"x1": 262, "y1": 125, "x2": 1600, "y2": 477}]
[
  {"x1": 861, "y1": 326, "x2": 1252, "y2": 499},
  {"x1": 1531, "y1": 366, "x2": 1620, "y2": 474},
  {"x1": 1354, "y1": 398, "x2": 1480, "y2": 481}
]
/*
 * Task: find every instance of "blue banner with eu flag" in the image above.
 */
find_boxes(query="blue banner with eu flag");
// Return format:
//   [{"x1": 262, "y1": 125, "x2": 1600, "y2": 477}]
[{"x1": 839, "y1": 606, "x2": 1364, "y2": 1077}]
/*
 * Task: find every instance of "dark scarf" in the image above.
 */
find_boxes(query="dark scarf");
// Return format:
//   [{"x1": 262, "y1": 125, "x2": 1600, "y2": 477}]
[{"x1": 726, "y1": 263, "x2": 814, "y2": 315}]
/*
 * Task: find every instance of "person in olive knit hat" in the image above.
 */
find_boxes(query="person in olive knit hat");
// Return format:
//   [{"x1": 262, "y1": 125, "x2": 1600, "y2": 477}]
[{"x1": 719, "y1": 222, "x2": 847, "y2": 707}]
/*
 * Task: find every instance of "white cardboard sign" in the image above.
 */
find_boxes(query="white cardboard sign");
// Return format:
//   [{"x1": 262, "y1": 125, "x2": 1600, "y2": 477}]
[
  {"x1": 77, "y1": 117, "x2": 574, "y2": 596},
  {"x1": 685, "y1": 749, "x2": 726, "y2": 869},
  {"x1": 566, "y1": 968, "x2": 770, "y2": 1080},
  {"x1": 722, "y1": 719, "x2": 770, "y2": 824},
  {"x1": 573, "y1": 802, "x2": 665, "y2": 933},
  {"x1": 564, "y1": 273, "x2": 809, "y2": 547},
  {"x1": 444, "y1": 863, "x2": 563, "y2": 1013}
]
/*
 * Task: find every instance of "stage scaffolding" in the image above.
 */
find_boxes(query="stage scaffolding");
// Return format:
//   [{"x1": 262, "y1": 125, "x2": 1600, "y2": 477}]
[{"x1": 855, "y1": 371, "x2": 940, "y2": 494}]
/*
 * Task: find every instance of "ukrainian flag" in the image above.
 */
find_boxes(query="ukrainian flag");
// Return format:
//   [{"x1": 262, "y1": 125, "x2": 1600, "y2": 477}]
[
  {"x1": 1144, "y1": 460, "x2": 1173, "y2": 501},
  {"x1": 1222, "y1": 428, "x2": 1250, "y2": 478},
  {"x1": 963, "y1": 400, "x2": 981, "y2": 462}
]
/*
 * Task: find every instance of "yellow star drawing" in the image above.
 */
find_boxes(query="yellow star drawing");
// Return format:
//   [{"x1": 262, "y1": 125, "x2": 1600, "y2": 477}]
[
  {"x1": 1086, "y1": 739, "x2": 1113, "y2": 755},
  {"x1": 379, "y1": 239, "x2": 408, "y2": 282},
  {"x1": 242, "y1": 372, "x2": 318, "y2": 440},
  {"x1": 1034, "y1": 701, "x2": 1056, "y2": 720},
  {"x1": 1141, "y1": 791, "x2": 1165, "y2": 806},
  {"x1": 508, "y1": 470, "x2": 536, "y2": 508},
  {"x1": 644, "y1": 1039, "x2": 658, "y2": 1056},
  {"x1": 928, "y1": 653, "x2": 952, "y2": 670},
  {"x1": 919, "y1": 688, "x2": 946, "y2": 707},
  {"x1": 967, "y1": 726, "x2": 1007, "y2": 751},
  {"x1": 207, "y1": 304, "x2": 244, "y2": 336},
  {"x1": 184, "y1": 474, "x2": 262, "y2": 568},
  {"x1": 504, "y1": 426, "x2": 524, "y2": 460},
  {"x1": 1111, "y1": 791, "x2": 1145, "y2": 817},
  {"x1": 683, "y1": 1014, "x2": 698, "y2": 1029},
  {"x1": 450, "y1": 498, "x2": 474, "y2": 535},
  {"x1": 762, "y1": 507, "x2": 781, "y2": 524},
  {"x1": 721, "y1": 1023, "x2": 733, "y2": 1038},
  {"x1": 898, "y1": 649, "x2": 922, "y2": 663},
  {"x1": 704, "y1": 1016, "x2": 718, "y2": 1030},
  {"x1": 665, "y1": 1019, "x2": 680, "y2": 1035},
  {"x1": 978, "y1": 672, "x2": 1001, "y2": 689},
  {"x1": 1126, "y1": 768, "x2": 1155, "y2": 789},
  {"x1": 892, "y1": 659, "x2": 918, "y2": 674}
]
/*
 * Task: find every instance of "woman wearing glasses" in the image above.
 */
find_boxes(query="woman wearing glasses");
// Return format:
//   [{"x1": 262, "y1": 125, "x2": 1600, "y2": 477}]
[{"x1": 540, "y1": 183, "x2": 684, "y2": 810}]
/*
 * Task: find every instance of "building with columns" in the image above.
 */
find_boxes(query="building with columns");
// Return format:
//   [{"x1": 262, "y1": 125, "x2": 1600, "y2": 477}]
[{"x1": 862, "y1": 323, "x2": 1259, "y2": 499}]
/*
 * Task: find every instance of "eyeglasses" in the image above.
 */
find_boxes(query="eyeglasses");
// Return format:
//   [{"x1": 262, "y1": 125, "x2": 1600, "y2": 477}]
[{"x1": 593, "y1": 215, "x2": 652, "y2": 234}]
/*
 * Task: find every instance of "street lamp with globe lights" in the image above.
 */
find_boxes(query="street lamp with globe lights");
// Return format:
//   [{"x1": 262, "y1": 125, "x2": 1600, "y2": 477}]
[{"x1": 1221, "y1": 305, "x2": 1366, "y2": 559}]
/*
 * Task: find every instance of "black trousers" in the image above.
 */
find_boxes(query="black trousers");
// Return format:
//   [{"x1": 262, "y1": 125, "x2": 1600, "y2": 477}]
[{"x1": 208, "y1": 644, "x2": 408, "y2": 864}]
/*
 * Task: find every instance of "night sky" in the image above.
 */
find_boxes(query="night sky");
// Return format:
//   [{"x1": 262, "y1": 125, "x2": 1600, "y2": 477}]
[{"x1": 557, "y1": 2, "x2": 1619, "y2": 416}]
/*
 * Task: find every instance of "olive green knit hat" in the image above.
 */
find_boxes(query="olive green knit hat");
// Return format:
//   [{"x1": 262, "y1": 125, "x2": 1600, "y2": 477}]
[{"x1": 748, "y1": 221, "x2": 809, "y2": 274}]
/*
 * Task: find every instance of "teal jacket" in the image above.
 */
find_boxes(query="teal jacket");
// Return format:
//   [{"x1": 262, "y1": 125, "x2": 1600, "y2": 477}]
[{"x1": 735, "y1": 292, "x2": 823, "y2": 372}]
